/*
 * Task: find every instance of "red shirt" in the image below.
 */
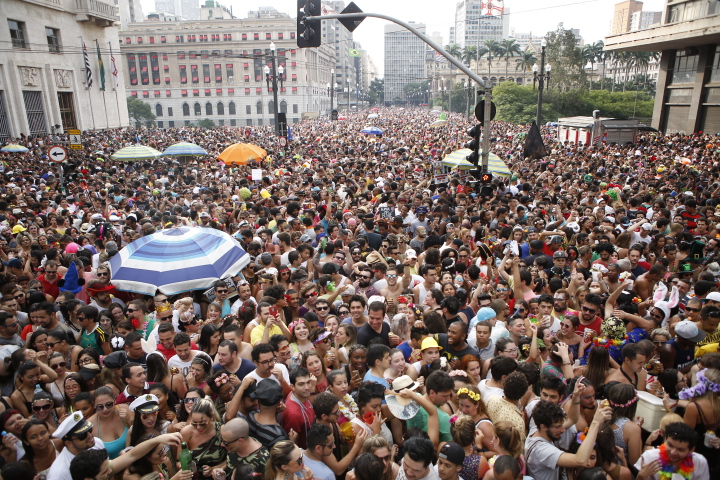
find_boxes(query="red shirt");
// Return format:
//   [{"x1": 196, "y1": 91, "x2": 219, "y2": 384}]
[
  {"x1": 577, "y1": 315, "x2": 603, "y2": 337},
  {"x1": 281, "y1": 393, "x2": 315, "y2": 449},
  {"x1": 38, "y1": 273, "x2": 63, "y2": 299},
  {"x1": 157, "y1": 341, "x2": 199, "y2": 361}
]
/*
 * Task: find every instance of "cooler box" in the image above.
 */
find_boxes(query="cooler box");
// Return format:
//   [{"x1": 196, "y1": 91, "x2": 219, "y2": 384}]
[{"x1": 636, "y1": 390, "x2": 665, "y2": 432}]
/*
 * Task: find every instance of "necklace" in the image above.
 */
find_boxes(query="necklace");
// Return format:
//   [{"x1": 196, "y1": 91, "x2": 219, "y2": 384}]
[
  {"x1": 658, "y1": 443, "x2": 694, "y2": 480},
  {"x1": 337, "y1": 393, "x2": 359, "y2": 420}
]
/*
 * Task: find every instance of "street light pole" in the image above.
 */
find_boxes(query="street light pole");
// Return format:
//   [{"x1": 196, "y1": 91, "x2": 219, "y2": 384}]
[
  {"x1": 534, "y1": 38, "x2": 550, "y2": 127},
  {"x1": 347, "y1": 79, "x2": 351, "y2": 111},
  {"x1": 268, "y1": 42, "x2": 280, "y2": 136}
]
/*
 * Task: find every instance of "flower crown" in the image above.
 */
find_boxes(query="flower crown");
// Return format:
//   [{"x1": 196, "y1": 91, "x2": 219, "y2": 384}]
[
  {"x1": 679, "y1": 368, "x2": 720, "y2": 400},
  {"x1": 609, "y1": 395, "x2": 638, "y2": 408},
  {"x1": 214, "y1": 373, "x2": 230, "y2": 386},
  {"x1": 449, "y1": 414, "x2": 458, "y2": 425},
  {"x1": 457, "y1": 387, "x2": 481, "y2": 402},
  {"x1": 449, "y1": 370, "x2": 468, "y2": 378}
]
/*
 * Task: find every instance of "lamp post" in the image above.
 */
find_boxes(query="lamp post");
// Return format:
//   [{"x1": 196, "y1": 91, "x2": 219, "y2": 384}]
[
  {"x1": 533, "y1": 38, "x2": 551, "y2": 127},
  {"x1": 347, "y1": 78, "x2": 351, "y2": 110},
  {"x1": 264, "y1": 41, "x2": 280, "y2": 136},
  {"x1": 329, "y1": 68, "x2": 334, "y2": 115}
]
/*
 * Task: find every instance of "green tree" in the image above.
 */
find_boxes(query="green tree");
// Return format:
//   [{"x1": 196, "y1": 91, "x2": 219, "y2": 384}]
[
  {"x1": 478, "y1": 40, "x2": 501, "y2": 77},
  {"x1": 544, "y1": 27, "x2": 587, "y2": 92},
  {"x1": 445, "y1": 44, "x2": 462, "y2": 71},
  {"x1": 515, "y1": 50, "x2": 537, "y2": 85},
  {"x1": 196, "y1": 118, "x2": 215, "y2": 128},
  {"x1": 126, "y1": 97, "x2": 155, "y2": 127},
  {"x1": 582, "y1": 41, "x2": 604, "y2": 89},
  {"x1": 461, "y1": 46, "x2": 478, "y2": 67},
  {"x1": 493, "y1": 81, "x2": 558, "y2": 124},
  {"x1": 368, "y1": 78, "x2": 384, "y2": 105},
  {"x1": 499, "y1": 39, "x2": 522, "y2": 77}
]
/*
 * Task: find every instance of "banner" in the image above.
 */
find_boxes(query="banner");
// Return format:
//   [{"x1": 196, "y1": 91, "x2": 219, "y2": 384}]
[
  {"x1": 481, "y1": 0, "x2": 505, "y2": 16},
  {"x1": 109, "y1": 43, "x2": 119, "y2": 89}
]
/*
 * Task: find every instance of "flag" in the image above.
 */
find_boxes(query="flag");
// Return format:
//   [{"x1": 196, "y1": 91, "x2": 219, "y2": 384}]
[
  {"x1": 96, "y1": 42, "x2": 106, "y2": 91},
  {"x1": 83, "y1": 43, "x2": 93, "y2": 88},
  {"x1": 287, "y1": 127, "x2": 293, "y2": 140},
  {"x1": 349, "y1": 48, "x2": 361, "y2": 57},
  {"x1": 523, "y1": 121, "x2": 547, "y2": 160},
  {"x1": 481, "y1": 0, "x2": 505, "y2": 16},
  {"x1": 110, "y1": 44, "x2": 119, "y2": 89}
]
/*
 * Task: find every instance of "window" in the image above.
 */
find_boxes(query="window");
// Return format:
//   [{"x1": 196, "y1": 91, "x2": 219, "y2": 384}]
[
  {"x1": 219, "y1": 119, "x2": 224, "y2": 126},
  {"x1": 228, "y1": 88, "x2": 234, "y2": 95},
  {"x1": 126, "y1": 37, "x2": 131, "y2": 44},
  {"x1": 290, "y1": 32, "x2": 295, "y2": 40},
  {"x1": 244, "y1": 75, "x2": 250, "y2": 82},
  {"x1": 242, "y1": 33, "x2": 247, "y2": 41},
  {"x1": 246, "y1": 105, "x2": 251, "y2": 114},
  {"x1": 206, "y1": 103, "x2": 213, "y2": 115},
  {"x1": 23, "y1": 91, "x2": 46, "y2": 134},
  {"x1": 154, "y1": 91, "x2": 161, "y2": 98},
  {"x1": 254, "y1": 33, "x2": 259, "y2": 40},
  {"x1": 149, "y1": 36, "x2": 155, "y2": 44},
  {"x1": 46, "y1": 27, "x2": 60, "y2": 53},
  {"x1": 230, "y1": 119, "x2": 236, "y2": 126},
  {"x1": 266, "y1": 33, "x2": 272, "y2": 40},
  {"x1": 169, "y1": 121, "x2": 175, "y2": 127},
  {"x1": 245, "y1": 88, "x2": 250, "y2": 94},
  {"x1": 246, "y1": 119, "x2": 252, "y2": 126},
  {"x1": 178, "y1": 51, "x2": 186, "y2": 59},
  {"x1": 166, "y1": 90, "x2": 171, "y2": 96},
  {"x1": 179, "y1": 65, "x2": 187, "y2": 84},
  {"x1": 278, "y1": 33, "x2": 284, "y2": 40},
  {"x1": 226, "y1": 64, "x2": 234, "y2": 79},
  {"x1": 9, "y1": 20, "x2": 26, "y2": 48},
  {"x1": 157, "y1": 121, "x2": 163, "y2": 128},
  {"x1": 176, "y1": 35, "x2": 184, "y2": 43},
  {"x1": 228, "y1": 102, "x2": 236, "y2": 114},
  {"x1": 217, "y1": 102, "x2": 224, "y2": 115},
  {"x1": 203, "y1": 64, "x2": 211, "y2": 83},
  {"x1": 137, "y1": 37, "x2": 143, "y2": 44},
  {"x1": 183, "y1": 103, "x2": 190, "y2": 115},
  {"x1": 194, "y1": 103, "x2": 201, "y2": 115},
  {"x1": 256, "y1": 101, "x2": 263, "y2": 114},
  {"x1": 216, "y1": 88, "x2": 222, "y2": 95},
  {"x1": 168, "y1": 107, "x2": 173, "y2": 116},
  {"x1": 204, "y1": 89, "x2": 211, "y2": 96},
  {"x1": 142, "y1": 91, "x2": 149, "y2": 98},
  {"x1": 57, "y1": 92, "x2": 77, "y2": 130},
  {"x1": 161, "y1": 36, "x2": 166, "y2": 44},
  {"x1": 193, "y1": 89, "x2": 199, "y2": 96},
  {"x1": 671, "y1": 49, "x2": 699, "y2": 84},
  {"x1": 190, "y1": 51, "x2": 197, "y2": 59},
  {"x1": 156, "y1": 104, "x2": 163, "y2": 116},
  {"x1": 291, "y1": 74, "x2": 297, "y2": 81},
  {"x1": 293, "y1": 104, "x2": 298, "y2": 114},
  {"x1": 280, "y1": 101, "x2": 287, "y2": 113},
  {"x1": 201, "y1": 50, "x2": 209, "y2": 59}
]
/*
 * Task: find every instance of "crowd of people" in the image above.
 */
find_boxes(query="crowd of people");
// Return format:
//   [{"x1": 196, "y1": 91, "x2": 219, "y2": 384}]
[{"x1": 0, "y1": 107, "x2": 718, "y2": 480}]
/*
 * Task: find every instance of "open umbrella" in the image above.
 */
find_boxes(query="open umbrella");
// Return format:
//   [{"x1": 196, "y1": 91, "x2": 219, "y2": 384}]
[
  {"x1": 431, "y1": 112, "x2": 448, "y2": 128},
  {"x1": 441, "y1": 149, "x2": 512, "y2": 177},
  {"x1": 109, "y1": 227, "x2": 251, "y2": 295},
  {"x1": 367, "y1": 114, "x2": 379, "y2": 119},
  {"x1": 1, "y1": 144, "x2": 29, "y2": 153},
  {"x1": 361, "y1": 126, "x2": 384, "y2": 135},
  {"x1": 218, "y1": 143, "x2": 267, "y2": 165},
  {"x1": 430, "y1": 109, "x2": 441, "y2": 114},
  {"x1": 111, "y1": 144, "x2": 162, "y2": 161},
  {"x1": 338, "y1": 116, "x2": 348, "y2": 120},
  {"x1": 161, "y1": 142, "x2": 208, "y2": 157},
  {"x1": 371, "y1": 107, "x2": 379, "y2": 112}
]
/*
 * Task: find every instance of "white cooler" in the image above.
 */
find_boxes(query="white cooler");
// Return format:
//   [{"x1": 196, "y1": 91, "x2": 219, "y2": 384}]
[{"x1": 636, "y1": 390, "x2": 666, "y2": 432}]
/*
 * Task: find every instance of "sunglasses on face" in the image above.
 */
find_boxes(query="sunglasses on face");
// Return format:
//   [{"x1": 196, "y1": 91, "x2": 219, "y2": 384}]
[
  {"x1": 316, "y1": 306, "x2": 329, "y2": 311},
  {"x1": 582, "y1": 306, "x2": 597, "y2": 314},
  {"x1": 72, "y1": 431, "x2": 91, "y2": 441},
  {"x1": 50, "y1": 361, "x2": 66, "y2": 369},
  {"x1": 95, "y1": 401, "x2": 115, "y2": 411},
  {"x1": 685, "y1": 307, "x2": 701, "y2": 312},
  {"x1": 32, "y1": 403, "x2": 53, "y2": 412},
  {"x1": 46, "y1": 341, "x2": 60, "y2": 348},
  {"x1": 216, "y1": 289, "x2": 228, "y2": 294},
  {"x1": 304, "y1": 292, "x2": 318, "y2": 299},
  {"x1": 184, "y1": 397, "x2": 198, "y2": 404}
]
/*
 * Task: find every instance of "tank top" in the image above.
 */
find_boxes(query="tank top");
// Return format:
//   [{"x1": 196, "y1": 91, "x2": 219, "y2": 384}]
[
  {"x1": 612, "y1": 417, "x2": 629, "y2": 460},
  {"x1": 667, "y1": 338, "x2": 695, "y2": 371},
  {"x1": 98, "y1": 418, "x2": 129, "y2": 460}
]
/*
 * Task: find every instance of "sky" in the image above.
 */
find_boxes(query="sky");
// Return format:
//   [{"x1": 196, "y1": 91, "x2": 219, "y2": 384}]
[{"x1": 138, "y1": 0, "x2": 665, "y2": 77}]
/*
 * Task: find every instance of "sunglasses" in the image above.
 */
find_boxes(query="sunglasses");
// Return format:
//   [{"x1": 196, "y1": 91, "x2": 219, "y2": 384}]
[
  {"x1": 304, "y1": 292, "x2": 318, "y2": 299},
  {"x1": 95, "y1": 401, "x2": 115, "y2": 411},
  {"x1": 50, "y1": 361, "x2": 67, "y2": 369},
  {"x1": 72, "y1": 431, "x2": 91, "y2": 441},
  {"x1": 191, "y1": 421, "x2": 209, "y2": 427},
  {"x1": 46, "y1": 341, "x2": 60, "y2": 348},
  {"x1": 316, "y1": 306, "x2": 329, "y2": 311},
  {"x1": 32, "y1": 403, "x2": 53, "y2": 412},
  {"x1": 97, "y1": 272, "x2": 109, "y2": 277},
  {"x1": 215, "y1": 289, "x2": 228, "y2": 294},
  {"x1": 685, "y1": 307, "x2": 701, "y2": 313},
  {"x1": 581, "y1": 306, "x2": 597, "y2": 314},
  {"x1": 126, "y1": 308, "x2": 138, "y2": 313},
  {"x1": 360, "y1": 275, "x2": 372, "y2": 280},
  {"x1": 386, "y1": 274, "x2": 398, "y2": 279},
  {"x1": 183, "y1": 397, "x2": 199, "y2": 404}
]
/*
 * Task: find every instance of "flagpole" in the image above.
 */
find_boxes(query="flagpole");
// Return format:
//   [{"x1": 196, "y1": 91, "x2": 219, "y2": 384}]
[
  {"x1": 96, "y1": 39, "x2": 109, "y2": 129},
  {"x1": 80, "y1": 36, "x2": 96, "y2": 130},
  {"x1": 109, "y1": 42, "x2": 121, "y2": 127}
]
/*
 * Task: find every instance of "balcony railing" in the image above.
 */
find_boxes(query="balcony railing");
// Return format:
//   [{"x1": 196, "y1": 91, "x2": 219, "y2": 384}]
[{"x1": 75, "y1": 0, "x2": 118, "y2": 24}]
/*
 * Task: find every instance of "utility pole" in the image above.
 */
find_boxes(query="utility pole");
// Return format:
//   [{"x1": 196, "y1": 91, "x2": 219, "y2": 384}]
[{"x1": 265, "y1": 41, "x2": 280, "y2": 136}]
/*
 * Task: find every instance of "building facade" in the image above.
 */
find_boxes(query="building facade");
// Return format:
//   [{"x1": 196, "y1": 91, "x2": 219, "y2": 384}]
[
  {"x1": 454, "y1": 1, "x2": 510, "y2": 49},
  {"x1": 605, "y1": 0, "x2": 720, "y2": 133},
  {"x1": 384, "y1": 22, "x2": 427, "y2": 105},
  {"x1": 1, "y1": 0, "x2": 128, "y2": 139},
  {"x1": 116, "y1": 0, "x2": 145, "y2": 29},
  {"x1": 153, "y1": 0, "x2": 200, "y2": 21},
  {"x1": 320, "y1": 1, "x2": 359, "y2": 102},
  {"x1": 119, "y1": 16, "x2": 335, "y2": 127},
  {"x1": 630, "y1": 10, "x2": 662, "y2": 31},
  {"x1": 610, "y1": 0, "x2": 644, "y2": 35}
]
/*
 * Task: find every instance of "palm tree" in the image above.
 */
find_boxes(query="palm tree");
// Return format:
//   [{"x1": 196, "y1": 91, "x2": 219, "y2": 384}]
[
  {"x1": 445, "y1": 44, "x2": 462, "y2": 59},
  {"x1": 498, "y1": 39, "x2": 522, "y2": 78},
  {"x1": 481, "y1": 39, "x2": 501, "y2": 78},
  {"x1": 461, "y1": 46, "x2": 478, "y2": 68},
  {"x1": 515, "y1": 50, "x2": 537, "y2": 85}
]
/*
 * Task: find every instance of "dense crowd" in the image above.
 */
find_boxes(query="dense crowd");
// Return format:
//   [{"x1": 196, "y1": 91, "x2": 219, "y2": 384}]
[{"x1": 0, "y1": 107, "x2": 718, "y2": 480}]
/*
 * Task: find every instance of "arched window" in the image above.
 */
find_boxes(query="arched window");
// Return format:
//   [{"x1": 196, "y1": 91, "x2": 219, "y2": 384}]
[
  {"x1": 182, "y1": 103, "x2": 190, "y2": 116},
  {"x1": 228, "y1": 102, "x2": 236, "y2": 114},
  {"x1": 155, "y1": 104, "x2": 163, "y2": 116},
  {"x1": 206, "y1": 102, "x2": 213, "y2": 115},
  {"x1": 280, "y1": 100, "x2": 287, "y2": 113},
  {"x1": 217, "y1": 102, "x2": 224, "y2": 115},
  {"x1": 268, "y1": 100, "x2": 275, "y2": 115},
  {"x1": 256, "y1": 101, "x2": 263, "y2": 114},
  {"x1": 194, "y1": 103, "x2": 201, "y2": 115}
]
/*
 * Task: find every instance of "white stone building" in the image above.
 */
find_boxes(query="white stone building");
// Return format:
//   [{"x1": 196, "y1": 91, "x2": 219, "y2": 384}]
[
  {"x1": 0, "y1": 0, "x2": 129, "y2": 139},
  {"x1": 119, "y1": 15, "x2": 335, "y2": 126}
]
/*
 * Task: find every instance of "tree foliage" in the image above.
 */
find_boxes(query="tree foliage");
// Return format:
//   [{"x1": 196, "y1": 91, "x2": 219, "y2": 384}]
[
  {"x1": 126, "y1": 97, "x2": 155, "y2": 126},
  {"x1": 196, "y1": 118, "x2": 215, "y2": 128},
  {"x1": 492, "y1": 81, "x2": 653, "y2": 124},
  {"x1": 544, "y1": 27, "x2": 586, "y2": 92},
  {"x1": 368, "y1": 78, "x2": 384, "y2": 105}
]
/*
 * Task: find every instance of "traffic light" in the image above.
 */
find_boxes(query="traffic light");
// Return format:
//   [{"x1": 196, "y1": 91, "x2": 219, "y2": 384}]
[
  {"x1": 465, "y1": 123, "x2": 481, "y2": 166},
  {"x1": 479, "y1": 171, "x2": 492, "y2": 184},
  {"x1": 297, "y1": 1, "x2": 321, "y2": 48}
]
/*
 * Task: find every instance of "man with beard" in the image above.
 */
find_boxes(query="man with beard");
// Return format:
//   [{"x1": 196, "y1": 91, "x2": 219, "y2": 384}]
[
  {"x1": 29, "y1": 301, "x2": 76, "y2": 340},
  {"x1": 436, "y1": 321, "x2": 479, "y2": 365},
  {"x1": 551, "y1": 289, "x2": 577, "y2": 323},
  {"x1": 562, "y1": 378, "x2": 598, "y2": 433},
  {"x1": 409, "y1": 225, "x2": 427, "y2": 252},
  {"x1": 575, "y1": 293, "x2": 603, "y2": 337},
  {"x1": 380, "y1": 264, "x2": 412, "y2": 315},
  {"x1": 231, "y1": 281, "x2": 257, "y2": 314},
  {"x1": 48, "y1": 412, "x2": 106, "y2": 480},
  {"x1": 354, "y1": 266, "x2": 379, "y2": 301},
  {"x1": 525, "y1": 400, "x2": 611, "y2": 480}
]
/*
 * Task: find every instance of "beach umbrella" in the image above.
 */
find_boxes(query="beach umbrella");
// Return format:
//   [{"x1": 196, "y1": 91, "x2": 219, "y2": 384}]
[
  {"x1": 274, "y1": 168, "x2": 290, "y2": 176},
  {"x1": 111, "y1": 144, "x2": 162, "y2": 161},
  {"x1": 441, "y1": 149, "x2": 512, "y2": 177},
  {"x1": 431, "y1": 112, "x2": 448, "y2": 128},
  {"x1": 1, "y1": 144, "x2": 29, "y2": 153},
  {"x1": 218, "y1": 143, "x2": 267, "y2": 165},
  {"x1": 371, "y1": 107, "x2": 379, "y2": 112},
  {"x1": 361, "y1": 126, "x2": 384, "y2": 135},
  {"x1": 161, "y1": 142, "x2": 208, "y2": 157},
  {"x1": 109, "y1": 227, "x2": 251, "y2": 295}
]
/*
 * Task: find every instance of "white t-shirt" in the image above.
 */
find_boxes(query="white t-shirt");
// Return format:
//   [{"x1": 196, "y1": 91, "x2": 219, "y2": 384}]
[
  {"x1": 478, "y1": 379, "x2": 504, "y2": 400},
  {"x1": 47, "y1": 438, "x2": 106, "y2": 480},
  {"x1": 634, "y1": 449, "x2": 709, "y2": 480},
  {"x1": 245, "y1": 362, "x2": 290, "y2": 385},
  {"x1": 168, "y1": 353, "x2": 195, "y2": 376}
]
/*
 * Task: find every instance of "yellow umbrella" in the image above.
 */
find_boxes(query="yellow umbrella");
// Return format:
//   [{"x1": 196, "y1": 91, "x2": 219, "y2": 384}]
[
  {"x1": 218, "y1": 143, "x2": 267, "y2": 165},
  {"x1": 441, "y1": 149, "x2": 512, "y2": 177}
]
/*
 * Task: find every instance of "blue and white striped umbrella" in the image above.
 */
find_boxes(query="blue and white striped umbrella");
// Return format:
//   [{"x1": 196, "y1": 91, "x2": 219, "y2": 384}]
[
  {"x1": 109, "y1": 227, "x2": 250, "y2": 295},
  {"x1": 161, "y1": 142, "x2": 208, "y2": 157}
]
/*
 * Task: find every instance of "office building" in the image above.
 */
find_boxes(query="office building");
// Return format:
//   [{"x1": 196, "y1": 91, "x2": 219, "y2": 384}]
[
  {"x1": 119, "y1": 15, "x2": 335, "y2": 126},
  {"x1": 454, "y1": 0, "x2": 510, "y2": 48},
  {"x1": 384, "y1": 22, "x2": 427, "y2": 105},
  {"x1": 116, "y1": 0, "x2": 145, "y2": 28},
  {"x1": 610, "y1": 0, "x2": 644, "y2": 35},
  {"x1": 630, "y1": 10, "x2": 661, "y2": 31},
  {"x1": 154, "y1": 0, "x2": 200, "y2": 21},
  {"x1": 0, "y1": 0, "x2": 128, "y2": 139},
  {"x1": 320, "y1": 1, "x2": 358, "y2": 101},
  {"x1": 605, "y1": 0, "x2": 720, "y2": 133}
]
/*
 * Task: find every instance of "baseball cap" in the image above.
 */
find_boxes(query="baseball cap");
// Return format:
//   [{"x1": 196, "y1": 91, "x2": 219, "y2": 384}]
[
  {"x1": 641, "y1": 223, "x2": 653, "y2": 231},
  {"x1": 703, "y1": 292, "x2": 720, "y2": 303},
  {"x1": 438, "y1": 442, "x2": 466, "y2": 466},
  {"x1": 251, "y1": 379, "x2": 283, "y2": 406},
  {"x1": 553, "y1": 250, "x2": 568, "y2": 258},
  {"x1": 550, "y1": 235, "x2": 564, "y2": 244},
  {"x1": 619, "y1": 217, "x2": 631, "y2": 227},
  {"x1": 674, "y1": 320, "x2": 706, "y2": 343},
  {"x1": 299, "y1": 234, "x2": 312, "y2": 243}
]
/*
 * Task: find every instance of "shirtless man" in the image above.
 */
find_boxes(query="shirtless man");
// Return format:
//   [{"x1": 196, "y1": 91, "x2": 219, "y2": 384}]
[
  {"x1": 606, "y1": 343, "x2": 647, "y2": 391},
  {"x1": 633, "y1": 264, "x2": 667, "y2": 301},
  {"x1": 380, "y1": 263, "x2": 412, "y2": 315}
]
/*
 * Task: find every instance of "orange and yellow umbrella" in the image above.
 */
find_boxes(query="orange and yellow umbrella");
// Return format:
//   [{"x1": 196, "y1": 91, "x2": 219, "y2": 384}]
[{"x1": 218, "y1": 143, "x2": 267, "y2": 165}]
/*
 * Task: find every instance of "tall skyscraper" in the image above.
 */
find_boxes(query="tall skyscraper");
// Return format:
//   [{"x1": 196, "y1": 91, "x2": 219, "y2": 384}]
[
  {"x1": 384, "y1": 22, "x2": 426, "y2": 105},
  {"x1": 610, "y1": 0, "x2": 643, "y2": 35},
  {"x1": 154, "y1": 0, "x2": 201, "y2": 20},
  {"x1": 116, "y1": 0, "x2": 145, "y2": 28},
  {"x1": 454, "y1": 0, "x2": 509, "y2": 48},
  {"x1": 629, "y1": 10, "x2": 661, "y2": 31}
]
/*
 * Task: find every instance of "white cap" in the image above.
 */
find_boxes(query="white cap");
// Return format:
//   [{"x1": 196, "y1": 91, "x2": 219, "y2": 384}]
[
  {"x1": 53, "y1": 411, "x2": 93, "y2": 439},
  {"x1": 129, "y1": 394, "x2": 160, "y2": 413}
]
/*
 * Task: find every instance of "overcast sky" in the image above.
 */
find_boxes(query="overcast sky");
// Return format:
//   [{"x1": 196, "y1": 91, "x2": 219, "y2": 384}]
[{"x1": 138, "y1": 0, "x2": 665, "y2": 77}]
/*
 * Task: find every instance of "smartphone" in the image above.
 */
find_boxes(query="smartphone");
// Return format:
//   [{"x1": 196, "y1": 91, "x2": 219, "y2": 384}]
[{"x1": 269, "y1": 306, "x2": 278, "y2": 317}]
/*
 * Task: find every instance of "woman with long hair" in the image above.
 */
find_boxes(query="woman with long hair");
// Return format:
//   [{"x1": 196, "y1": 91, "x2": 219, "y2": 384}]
[
  {"x1": 483, "y1": 421, "x2": 526, "y2": 479},
  {"x1": 264, "y1": 439, "x2": 313, "y2": 480},
  {"x1": 681, "y1": 367, "x2": 720, "y2": 477},
  {"x1": 310, "y1": 327, "x2": 338, "y2": 371},
  {"x1": 98, "y1": 309, "x2": 114, "y2": 338},
  {"x1": 335, "y1": 323, "x2": 357, "y2": 366},
  {"x1": 556, "y1": 315, "x2": 582, "y2": 361},
  {"x1": 150, "y1": 382, "x2": 178, "y2": 424},
  {"x1": 360, "y1": 435, "x2": 399, "y2": 480},
  {"x1": 127, "y1": 394, "x2": 175, "y2": 448},
  {"x1": 122, "y1": 433, "x2": 178, "y2": 480},
  {"x1": 326, "y1": 370, "x2": 359, "y2": 424},
  {"x1": 146, "y1": 352, "x2": 186, "y2": 402},
  {"x1": 186, "y1": 354, "x2": 213, "y2": 392},
  {"x1": 482, "y1": 338, "x2": 518, "y2": 379},
  {"x1": 289, "y1": 318, "x2": 314, "y2": 365},
  {"x1": 205, "y1": 301, "x2": 223, "y2": 328},
  {"x1": 11, "y1": 361, "x2": 57, "y2": 418},
  {"x1": 457, "y1": 385, "x2": 494, "y2": 452},
  {"x1": 29, "y1": 390, "x2": 61, "y2": 435},
  {"x1": 19, "y1": 418, "x2": 62, "y2": 475},
  {"x1": 26, "y1": 328, "x2": 49, "y2": 353},
  {"x1": 47, "y1": 352, "x2": 69, "y2": 407},
  {"x1": 582, "y1": 346, "x2": 613, "y2": 390},
  {"x1": 173, "y1": 388, "x2": 206, "y2": 431},
  {"x1": 89, "y1": 386, "x2": 128, "y2": 460},
  {"x1": 198, "y1": 324, "x2": 221, "y2": 358},
  {"x1": 384, "y1": 348, "x2": 409, "y2": 384},
  {"x1": 302, "y1": 350, "x2": 328, "y2": 399},
  {"x1": 608, "y1": 383, "x2": 642, "y2": 466},
  {"x1": 460, "y1": 355, "x2": 482, "y2": 386},
  {"x1": 450, "y1": 414, "x2": 490, "y2": 480},
  {"x1": 180, "y1": 398, "x2": 226, "y2": 477}
]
